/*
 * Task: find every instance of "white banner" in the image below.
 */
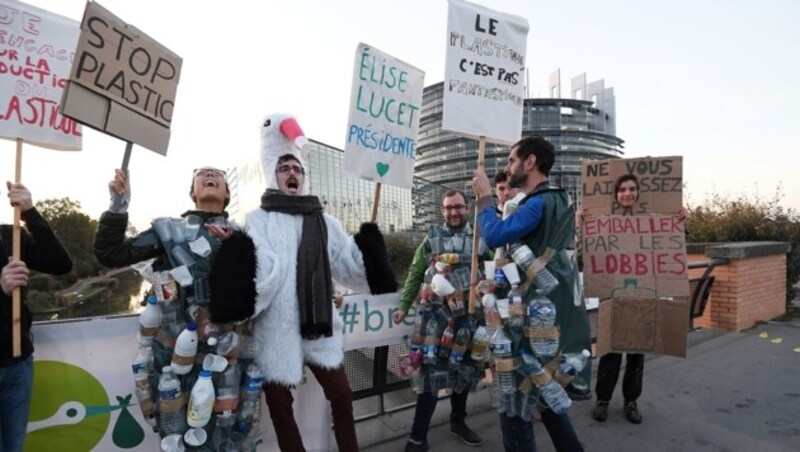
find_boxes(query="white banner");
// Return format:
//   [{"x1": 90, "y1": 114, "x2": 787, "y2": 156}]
[
  {"x1": 0, "y1": 0, "x2": 81, "y2": 150},
  {"x1": 344, "y1": 43, "x2": 424, "y2": 189},
  {"x1": 442, "y1": 0, "x2": 528, "y2": 144},
  {"x1": 28, "y1": 316, "x2": 329, "y2": 452},
  {"x1": 340, "y1": 292, "x2": 414, "y2": 350}
]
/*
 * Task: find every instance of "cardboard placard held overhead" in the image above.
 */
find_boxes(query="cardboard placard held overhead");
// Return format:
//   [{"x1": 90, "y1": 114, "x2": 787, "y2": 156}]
[
  {"x1": 581, "y1": 156, "x2": 683, "y2": 217},
  {"x1": 582, "y1": 214, "x2": 689, "y2": 298},
  {"x1": 0, "y1": 0, "x2": 81, "y2": 150},
  {"x1": 59, "y1": 1, "x2": 182, "y2": 155},
  {"x1": 343, "y1": 43, "x2": 424, "y2": 189},
  {"x1": 442, "y1": 0, "x2": 528, "y2": 144}
]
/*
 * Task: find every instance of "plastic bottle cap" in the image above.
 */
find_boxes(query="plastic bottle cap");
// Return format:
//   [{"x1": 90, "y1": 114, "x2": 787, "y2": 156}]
[
  {"x1": 207, "y1": 337, "x2": 218, "y2": 347},
  {"x1": 199, "y1": 370, "x2": 212, "y2": 378},
  {"x1": 162, "y1": 366, "x2": 172, "y2": 373},
  {"x1": 186, "y1": 321, "x2": 197, "y2": 331},
  {"x1": 581, "y1": 349, "x2": 591, "y2": 357},
  {"x1": 147, "y1": 296, "x2": 158, "y2": 305}
]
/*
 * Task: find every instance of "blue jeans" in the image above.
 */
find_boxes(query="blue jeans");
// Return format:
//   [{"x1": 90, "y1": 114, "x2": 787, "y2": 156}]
[
  {"x1": 0, "y1": 356, "x2": 33, "y2": 452},
  {"x1": 499, "y1": 409, "x2": 583, "y2": 452},
  {"x1": 409, "y1": 389, "x2": 468, "y2": 443}
]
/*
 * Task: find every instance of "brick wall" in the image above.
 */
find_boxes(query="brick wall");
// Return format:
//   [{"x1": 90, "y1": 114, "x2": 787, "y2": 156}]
[{"x1": 687, "y1": 251, "x2": 787, "y2": 331}]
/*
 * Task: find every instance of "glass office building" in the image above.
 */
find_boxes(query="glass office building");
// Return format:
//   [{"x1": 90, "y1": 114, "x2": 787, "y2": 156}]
[{"x1": 416, "y1": 72, "x2": 625, "y2": 204}]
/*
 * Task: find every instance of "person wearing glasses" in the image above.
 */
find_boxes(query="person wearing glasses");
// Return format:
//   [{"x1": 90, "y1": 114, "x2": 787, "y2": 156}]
[
  {"x1": 208, "y1": 113, "x2": 397, "y2": 452},
  {"x1": 392, "y1": 189, "x2": 491, "y2": 451},
  {"x1": 93, "y1": 165, "x2": 232, "y2": 436}
]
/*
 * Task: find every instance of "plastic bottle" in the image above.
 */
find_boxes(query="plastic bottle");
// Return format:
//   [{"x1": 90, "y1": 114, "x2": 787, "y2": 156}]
[
  {"x1": 158, "y1": 298, "x2": 183, "y2": 347},
  {"x1": 507, "y1": 284, "x2": 525, "y2": 329},
  {"x1": 410, "y1": 305, "x2": 429, "y2": 351},
  {"x1": 138, "y1": 296, "x2": 162, "y2": 346},
  {"x1": 449, "y1": 322, "x2": 470, "y2": 366},
  {"x1": 187, "y1": 370, "x2": 214, "y2": 428},
  {"x1": 422, "y1": 316, "x2": 440, "y2": 365},
  {"x1": 158, "y1": 366, "x2": 187, "y2": 435},
  {"x1": 489, "y1": 328, "x2": 515, "y2": 394},
  {"x1": 214, "y1": 359, "x2": 241, "y2": 417},
  {"x1": 469, "y1": 322, "x2": 488, "y2": 362},
  {"x1": 236, "y1": 363, "x2": 264, "y2": 435},
  {"x1": 559, "y1": 350, "x2": 591, "y2": 380},
  {"x1": 171, "y1": 322, "x2": 198, "y2": 375},
  {"x1": 521, "y1": 353, "x2": 572, "y2": 415},
  {"x1": 527, "y1": 293, "x2": 560, "y2": 359},
  {"x1": 519, "y1": 383, "x2": 540, "y2": 421},
  {"x1": 507, "y1": 241, "x2": 559, "y2": 295},
  {"x1": 131, "y1": 346, "x2": 156, "y2": 426},
  {"x1": 483, "y1": 292, "x2": 500, "y2": 338},
  {"x1": 438, "y1": 319, "x2": 455, "y2": 360}
]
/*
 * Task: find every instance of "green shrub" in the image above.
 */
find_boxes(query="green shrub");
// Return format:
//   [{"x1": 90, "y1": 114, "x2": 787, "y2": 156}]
[{"x1": 687, "y1": 190, "x2": 800, "y2": 304}]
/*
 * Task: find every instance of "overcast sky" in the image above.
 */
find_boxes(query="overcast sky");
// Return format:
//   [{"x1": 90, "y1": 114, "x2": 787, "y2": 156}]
[{"x1": 3, "y1": 0, "x2": 798, "y2": 230}]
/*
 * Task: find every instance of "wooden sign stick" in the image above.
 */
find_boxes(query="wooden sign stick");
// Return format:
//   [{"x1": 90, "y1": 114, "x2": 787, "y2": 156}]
[
  {"x1": 468, "y1": 136, "x2": 486, "y2": 314},
  {"x1": 370, "y1": 183, "x2": 382, "y2": 223},
  {"x1": 11, "y1": 139, "x2": 23, "y2": 357}
]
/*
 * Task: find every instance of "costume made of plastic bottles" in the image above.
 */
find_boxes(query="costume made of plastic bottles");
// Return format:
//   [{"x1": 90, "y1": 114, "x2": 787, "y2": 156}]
[
  {"x1": 131, "y1": 216, "x2": 265, "y2": 445},
  {"x1": 513, "y1": 184, "x2": 593, "y2": 399},
  {"x1": 409, "y1": 224, "x2": 489, "y2": 396}
]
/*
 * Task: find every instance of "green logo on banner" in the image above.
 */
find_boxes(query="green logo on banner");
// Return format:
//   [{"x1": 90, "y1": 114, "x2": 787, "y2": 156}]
[{"x1": 26, "y1": 361, "x2": 144, "y2": 451}]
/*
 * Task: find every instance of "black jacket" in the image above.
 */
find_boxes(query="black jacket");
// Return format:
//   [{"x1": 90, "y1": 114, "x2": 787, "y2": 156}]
[{"x1": 1, "y1": 208, "x2": 73, "y2": 365}]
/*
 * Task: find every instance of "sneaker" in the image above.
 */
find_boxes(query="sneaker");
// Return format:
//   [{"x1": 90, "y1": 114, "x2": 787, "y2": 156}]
[
  {"x1": 624, "y1": 400, "x2": 643, "y2": 424},
  {"x1": 592, "y1": 400, "x2": 609, "y2": 422},
  {"x1": 404, "y1": 439, "x2": 430, "y2": 452},
  {"x1": 450, "y1": 421, "x2": 484, "y2": 446}
]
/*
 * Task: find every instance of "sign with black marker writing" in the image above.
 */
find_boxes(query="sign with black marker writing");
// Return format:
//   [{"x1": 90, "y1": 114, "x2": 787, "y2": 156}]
[{"x1": 442, "y1": 0, "x2": 528, "y2": 144}]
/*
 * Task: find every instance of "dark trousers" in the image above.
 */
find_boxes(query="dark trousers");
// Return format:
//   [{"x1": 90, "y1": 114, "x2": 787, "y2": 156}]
[
  {"x1": 263, "y1": 365, "x2": 358, "y2": 452},
  {"x1": 595, "y1": 352, "x2": 644, "y2": 402},
  {"x1": 409, "y1": 389, "x2": 468, "y2": 443},
  {"x1": 499, "y1": 409, "x2": 584, "y2": 452}
]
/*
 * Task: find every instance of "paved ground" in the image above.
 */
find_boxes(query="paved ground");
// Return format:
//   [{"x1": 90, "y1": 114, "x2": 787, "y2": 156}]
[{"x1": 355, "y1": 319, "x2": 800, "y2": 451}]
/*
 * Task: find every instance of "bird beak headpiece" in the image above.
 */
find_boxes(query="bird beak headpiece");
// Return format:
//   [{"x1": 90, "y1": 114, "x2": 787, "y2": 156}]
[{"x1": 261, "y1": 113, "x2": 311, "y2": 195}]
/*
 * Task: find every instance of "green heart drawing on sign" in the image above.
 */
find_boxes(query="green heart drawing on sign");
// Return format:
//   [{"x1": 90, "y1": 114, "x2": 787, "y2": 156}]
[{"x1": 376, "y1": 163, "x2": 390, "y2": 177}]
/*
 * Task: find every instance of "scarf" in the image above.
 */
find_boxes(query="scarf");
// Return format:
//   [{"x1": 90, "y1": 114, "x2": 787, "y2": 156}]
[{"x1": 261, "y1": 190, "x2": 333, "y2": 339}]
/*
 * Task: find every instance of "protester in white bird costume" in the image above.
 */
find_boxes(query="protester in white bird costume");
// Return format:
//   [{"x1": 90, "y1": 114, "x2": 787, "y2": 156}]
[{"x1": 208, "y1": 113, "x2": 397, "y2": 452}]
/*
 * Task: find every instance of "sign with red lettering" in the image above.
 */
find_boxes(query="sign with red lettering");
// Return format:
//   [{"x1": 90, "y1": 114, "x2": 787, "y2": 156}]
[
  {"x1": 0, "y1": 0, "x2": 81, "y2": 150},
  {"x1": 582, "y1": 214, "x2": 689, "y2": 298},
  {"x1": 581, "y1": 156, "x2": 682, "y2": 216},
  {"x1": 59, "y1": 1, "x2": 182, "y2": 155}
]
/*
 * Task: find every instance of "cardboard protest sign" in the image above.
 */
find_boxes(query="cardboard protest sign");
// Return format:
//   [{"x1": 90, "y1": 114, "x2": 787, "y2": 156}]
[
  {"x1": 596, "y1": 297, "x2": 689, "y2": 358},
  {"x1": 442, "y1": 0, "x2": 528, "y2": 144},
  {"x1": 60, "y1": 1, "x2": 182, "y2": 155},
  {"x1": 581, "y1": 156, "x2": 683, "y2": 216},
  {"x1": 582, "y1": 214, "x2": 689, "y2": 298},
  {"x1": 0, "y1": 0, "x2": 81, "y2": 150},
  {"x1": 344, "y1": 43, "x2": 424, "y2": 189}
]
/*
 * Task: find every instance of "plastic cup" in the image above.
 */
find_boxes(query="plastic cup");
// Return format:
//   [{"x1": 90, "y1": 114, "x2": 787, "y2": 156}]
[
  {"x1": 502, "y1": 262, "x2": 521, "y2": 286},
  {"x1": 152, "y1": 217, "x2": 173, "y2": 243},
  {"x1": 185, "y1": 214, "x2": 202, "y2": 241},
  {"x1": 172, "y1": 246, "x2": 197, "y2": 267},
  {"x1": 184, "y1": 428, "x2": 207, "y2": 447},
  {"x1": 170, "y1": 218, "x2": 187, "y2": 243},
  {"x1": 203, "y1": 354, "x2": 229, "y2": 372},
  {"x1": 484, "y1": 261, "x2": 496, "y2": 281},
  {"x1": 160, "y1": 434, "x2": 185, "y2": 452},
  {"x1": 189, "y1": 236, "x2": 212, "y2": 257}
]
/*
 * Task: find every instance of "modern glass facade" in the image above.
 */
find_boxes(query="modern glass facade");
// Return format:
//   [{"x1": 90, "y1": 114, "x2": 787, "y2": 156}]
[
  {"x1": 416, "y1": 81, "x2": 625, "y2": 205},
  {"x1": 227, "y1": 139, "x2": 446, "y2": 236}
]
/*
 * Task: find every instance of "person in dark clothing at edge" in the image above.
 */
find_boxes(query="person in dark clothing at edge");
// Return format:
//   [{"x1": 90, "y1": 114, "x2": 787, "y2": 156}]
[
  {"x1": 0, "y1": 182, "x2": 73, "y2": 452},
  {"x1": 93, "y1": 166, "x2": 232, "y2": 434}
]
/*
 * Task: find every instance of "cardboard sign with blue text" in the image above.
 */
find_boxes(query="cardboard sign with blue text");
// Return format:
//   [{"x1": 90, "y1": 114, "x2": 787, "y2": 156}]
[
  {"x1": 442, "y1": 0, "x2": 528, "y2": 144},
  {"x1": 344, "y1": 43, "x2": 424, "y2": 189},
  {"x1": 0, "y1": 0, "x2": 81, "y2": 150}
]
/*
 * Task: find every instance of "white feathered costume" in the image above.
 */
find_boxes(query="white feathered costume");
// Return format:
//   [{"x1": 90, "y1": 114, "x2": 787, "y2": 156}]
[{"x1": 212, "y1": 113, "x2": 396, "y2": 387}]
